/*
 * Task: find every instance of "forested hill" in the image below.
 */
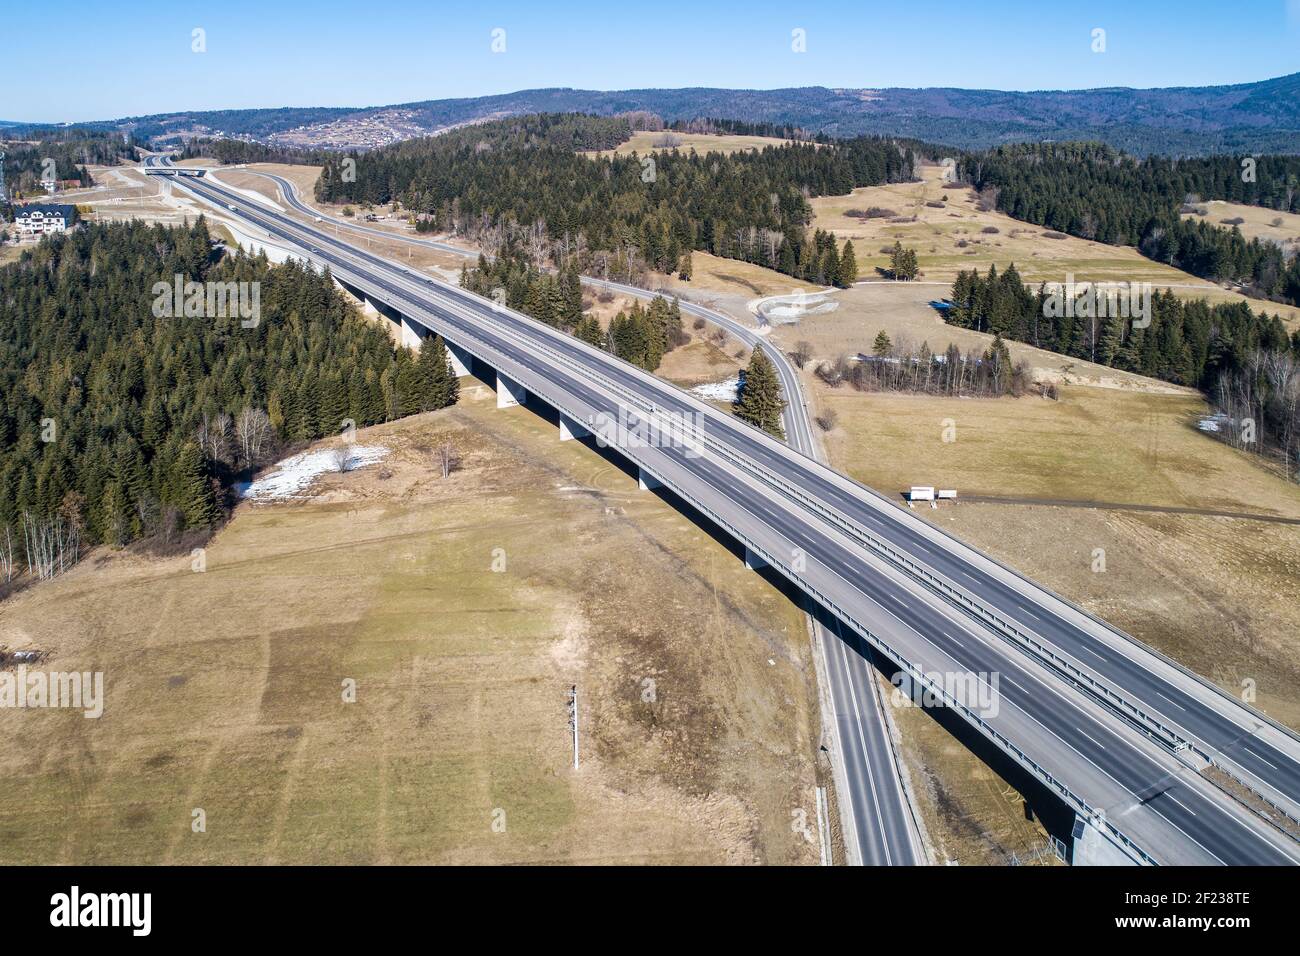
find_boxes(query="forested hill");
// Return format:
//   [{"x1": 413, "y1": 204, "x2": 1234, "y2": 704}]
[
  {"x1": 51, "y1": 73, "x2": 1300, "y2": 156},
  {"x1": 0, "y1": 128, "x2": 142, "y2": 198},
  {"x1": 0, "y1": 220, "x2": 455, "y2": 555},
  {"x1": 315, "y1": 113, "x2": 919, "y2": 284}
]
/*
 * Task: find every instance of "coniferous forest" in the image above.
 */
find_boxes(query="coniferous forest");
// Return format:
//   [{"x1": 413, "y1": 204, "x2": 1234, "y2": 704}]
[
  {"x1": 0, "y1": 219, "x2": 455, "y2": 563},
  {"x1": 0, "y1": 128, "x2": 142, "y2": 200},
  {"x1": 315, "y1": 113, "x2": 920, "y2": 284},
  {"x1": 958, "y1": 144, "x2": 1300, "y2": 307},
  {"x1": 458, "y1": 241, "x2": 686, "y2": 372},
  {"x1": 946, "y1": 264, "x2": 1300, "y2": 476},
  {"x1": 946, "y1": 264, "x2": 1298, "y2": 389}
]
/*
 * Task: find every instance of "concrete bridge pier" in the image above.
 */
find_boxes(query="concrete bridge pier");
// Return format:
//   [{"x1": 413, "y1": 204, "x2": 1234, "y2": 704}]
[
  {"x1": 744, "y1": 547, "x2": 769, "y2": 571},
  {"x1": 400, "y1": 315, "x2": 426, "y2": 350},
  {"x1": 496, "y1": 372, "x2": 527, "y2": 409},
  {"x1": 559, "y1": 414, "x2": 591, "y2": 442},
  {"x1": 446, "y1": 341, "x2": 473, "y2": 378},
  {"x1": 637, "y1": 467, "x2": 662, "y2": 491},
  {"x1": 1070, "y1": 814, "x2": 1144, "y2": 866}
]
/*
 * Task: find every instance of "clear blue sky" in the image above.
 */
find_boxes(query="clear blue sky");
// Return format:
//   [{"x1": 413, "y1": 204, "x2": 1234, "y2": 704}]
[{"x1": 6, "y1": 0, "x2": 1300, "y2": 123}]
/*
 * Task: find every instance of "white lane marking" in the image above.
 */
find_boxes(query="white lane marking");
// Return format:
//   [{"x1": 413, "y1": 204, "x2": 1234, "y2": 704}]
[
  {"x1": 1166, "y1": 794, "x2": 1197, "y2": 817},
  {"x1": 1081, "y1": 646, "x2": 1108, "y2": 663},
  {"x1": 1074, "y1": 727, "x2": 1106, "y2": 750},
  {"x1": 835, "y1": 631, "x2": 893, "y2": 864},
  {"x1": 998, "y1": 680, "x2": 1224, "y2": 864},
  {"x1": 1244, "y1": 748, "x2": 1278, "y2": 771},
  {"x1": 1002, "y1": 677, "x2": 1028, "y2": 694},
  {"x1": 236, "y1": 167, "x2": 1286, "y2": 865},
  {"x1": 1156, "y1": 691, "x2": 1186, "y2": 711}
]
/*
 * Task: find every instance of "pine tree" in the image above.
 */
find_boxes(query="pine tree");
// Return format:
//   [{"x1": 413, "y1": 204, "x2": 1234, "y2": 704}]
[
  {"x1": 574, "y1": 315, "x2": 605, "y2": 348},
  {"x1": 735, "y1": 345, "x2": 787, "y2": 439},
  {"x1": 872, "y1": 330, "x2": 893, "y2": 357},
  {"x1": 838, "y1": 240, "x2": 858, "y2": 286},
  {"x1": 172, "y1": 441, "x2": 219, "y2": 530},
  {"x1": 416, "y1": 335, "x2": 458, "y2": 410},
  {"x1": 887, "y1": 242, "x2": 919, "y2": 281},
  {"x1": 822, "y1": 242, "x2": 840, "y2": 286},
  {"x1": 678, "y1": 251, "x2": 693, "y2": 281},
  {"x1": 415, "y1": 336, "x2": 448, "y2": 411}
]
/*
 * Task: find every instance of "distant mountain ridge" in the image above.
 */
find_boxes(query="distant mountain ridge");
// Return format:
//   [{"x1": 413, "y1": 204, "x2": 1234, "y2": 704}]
[{"x1": 27, "y1": 74, "x2": 1300, "y2": 156}]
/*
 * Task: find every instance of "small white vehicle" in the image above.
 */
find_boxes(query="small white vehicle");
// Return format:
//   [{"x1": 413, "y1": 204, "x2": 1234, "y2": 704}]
[
  {"x1": 227, "y1": 204, "x2": 237, "y2": 210},
  {"x1": 314, "y1": 216, "x2": 323, "y2": 223}
]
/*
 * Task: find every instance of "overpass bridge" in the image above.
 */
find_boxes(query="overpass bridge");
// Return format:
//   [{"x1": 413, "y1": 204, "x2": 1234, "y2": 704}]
[{"x1": 162, "y1": 161, "x2": 1300, "y2": 867}]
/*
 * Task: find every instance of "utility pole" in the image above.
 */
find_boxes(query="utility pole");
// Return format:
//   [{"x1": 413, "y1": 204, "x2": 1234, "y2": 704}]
[{"x1": 567, "y1": 685, "x2": 579, "y2": 770}]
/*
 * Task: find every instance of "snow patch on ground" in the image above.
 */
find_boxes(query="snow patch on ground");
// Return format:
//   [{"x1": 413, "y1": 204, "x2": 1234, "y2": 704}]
[
  {"x1": 691, "y1": 378, "x2": 740, "y2": 402},
  {"x1": 240, "y1": 445, "x2": 388, "y2": 500}
]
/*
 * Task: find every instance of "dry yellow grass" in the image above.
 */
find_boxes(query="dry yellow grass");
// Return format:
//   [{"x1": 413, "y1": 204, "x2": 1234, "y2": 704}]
[
  {"x1": 816, "y1": 383, "x2": 1300, "y2": 516},
  {"x1": 657, "y1": 338, "x2": 744, "y2": 387},
  {"x1": 585, "y1": 131, "x2": 796, "y2": 159},
  {"x1": 811, "y1": 163, "x2": 1210, "y2": 285},
  {"x1": 0, "y1": 392, "x2": 823, "y2": 864},
  {"x1": 811, "y1": 164, "x2": 1300, "y2": 327},
  {"x1": 245, "y1": 162, "x2": 322, "y2": 200},
  {"x1": 767, "y1": 282, "x2": 1193, "y2": 393},
  {"x1": 1181, "y1": 199, "x2": 1300, "y2": 254},
  {"x1": 813, "y1": 381, "x2": 1300, "y2": 734},
  {"x1": 664, "y1": 251, "x2": 821, "y2": 300}
]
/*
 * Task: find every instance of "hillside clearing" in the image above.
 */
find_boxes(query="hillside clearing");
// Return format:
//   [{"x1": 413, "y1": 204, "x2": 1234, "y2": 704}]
[{"x1": 583, "y1": 131, "x2": 797, "y2": 159}]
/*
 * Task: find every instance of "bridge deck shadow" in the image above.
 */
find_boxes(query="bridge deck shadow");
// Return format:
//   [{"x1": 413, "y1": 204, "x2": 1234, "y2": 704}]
[
  {"x1": 391, "y1": 310, "x2": 1080, "y2": 863},
  {"x1": 510, "y1": 385, "x2": 1079, "y2": 861}
]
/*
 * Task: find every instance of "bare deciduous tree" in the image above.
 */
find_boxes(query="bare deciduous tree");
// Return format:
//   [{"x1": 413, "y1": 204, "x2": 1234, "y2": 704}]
[
  {"x1": 331, "y1": 444, "x2": 355, "y2": 473},
  {"x1": 21, "y1": 511, "x2": 81, "y2": 581},
  {"x1": 436, "y1": 441, "x2": 461, "y2": 478},
  {"x1": 196, "y1": 411, "x2": 233, "y2": 465},
  {"x1": 0, "y1": 525, "x2": 15, "y2": 583},
  {"x1": 236, "y1": 407, "x2": 272, "y2": 466}
]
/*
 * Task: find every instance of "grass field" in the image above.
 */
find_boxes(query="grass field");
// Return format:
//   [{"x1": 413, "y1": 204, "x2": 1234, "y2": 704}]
[
  {"x1": 817, "y1": 385, "x2": 1300, "y2": 515},
  {"x1": 811, "y1": 163, "x2": 1215, "y2": 285},
  {"x1": 765, "y1": 282, "x2": 1191, "y2": 393},
  {"x1": 1182, "y1": 199, "x2": 1300, "y2": 254},
  {"x1": 0, "y1": 389, "x2": 823, "y2": 864},
  {"x1": 811, "y1": 163, "x2": 1300, "y2": 328},
  {"x1": 244, "y1": 162, "x2": 323, "y2": 202},
  {"x1": 666, "y1": 251, "x2": 822, "y2": 300},
  {"x1": 584, "y1": 131, "x2": 796, "y2": 159},
  {"x1": 813, "y1": 380, "x2": 1300, "y2": 733}
]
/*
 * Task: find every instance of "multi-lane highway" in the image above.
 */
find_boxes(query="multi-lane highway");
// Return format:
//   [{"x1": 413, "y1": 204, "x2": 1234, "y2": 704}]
[
  {"x1": 152, "y1": 156, "x2": 1300, "y2": 865},
  {"x1": 192, "y1": 160, "x2": 922, "y2": 866}
]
